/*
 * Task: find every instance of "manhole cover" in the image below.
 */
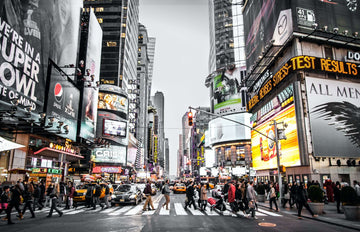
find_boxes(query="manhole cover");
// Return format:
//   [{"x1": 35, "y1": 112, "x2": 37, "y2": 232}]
[{"x1": 258, "y1": 222, "x2": 277, "y2": 227}]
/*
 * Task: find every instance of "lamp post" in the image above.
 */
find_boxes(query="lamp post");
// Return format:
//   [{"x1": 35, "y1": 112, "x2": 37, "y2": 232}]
[{"x1": 273, "y1": 120, "x2": 282, "y2": 204}]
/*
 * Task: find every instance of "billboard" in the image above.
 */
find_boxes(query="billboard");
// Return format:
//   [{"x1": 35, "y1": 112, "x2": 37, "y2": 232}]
[
  {"x1": 103, "y1": 119, "x2": 127, "y2": 137},
  {"x1": 0, "y1": 0, "x2": 83, "y2": 112},
  {"x1": 208, "y1": 113, "x2": 251, "y2": 145},
  {"x1": 97, "y1": 111, "x2": 128, "y2": 146},
  {"x1": 212, "y1": 66, "x2": 247, "y2": 115},
  {"x1": 45, "y1": 61, "x2": 80, "y2": 141},
  {"x1": 306, "y1": 77, "x2": 360, "y2": 157},
  {"x1": 91, "y1": 146, "x2": 127, "y2": 164},
  {"x1": 98, "y1": 92, "x2": 128, "y2": 116},
  {"x1": 80, "y1": 10, "x2": 102, "y2": 141}
]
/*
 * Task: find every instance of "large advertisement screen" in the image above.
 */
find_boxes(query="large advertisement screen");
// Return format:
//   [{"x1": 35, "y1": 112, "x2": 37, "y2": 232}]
[
  {"x1": 45, "y1": 62, "x2": 80, "y2": 141},
  {"x1": 306, "y1": 77, "x2": 360, "y2": 157},
  {"x1": 212, "y1": 67, "x2": 247, "y2": 115},
  {"x1": 98, "y1": 92, "x2": 128, "y2": 115},
  {"x1": 0, "y1": 0, "x2": 82, "y2": 113},
  {"x1": 91, "y1": 146, "x2": 127, "y2": 164},
  {"x1": 251, "y1": 103, "x2": 301, "y2": 170},
  {"x1": 97, "y1": 111, "x2": 128, "y2": 146},
  {"x1": 80, "y1": 10, "x2": 102, "y2": 141},
  {"x1": 103, "y1": 119, "x2": 127, "y2": 137}
]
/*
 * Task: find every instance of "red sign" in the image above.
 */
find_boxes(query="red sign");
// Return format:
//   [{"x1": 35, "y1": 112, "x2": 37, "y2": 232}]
[{"x1": 92, "y1": 166, "x2": 122, "y2": 173}]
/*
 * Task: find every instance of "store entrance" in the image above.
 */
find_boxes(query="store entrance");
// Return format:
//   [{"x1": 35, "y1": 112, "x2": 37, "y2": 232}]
[{"x1": 338, "y1": 174, "x2": 350, "y2": 185}]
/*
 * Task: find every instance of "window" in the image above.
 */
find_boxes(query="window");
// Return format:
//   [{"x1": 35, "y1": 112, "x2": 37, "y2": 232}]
[
  {"x1": 97, "y1": 18, "x2": 103, "y2": 24},
  {"x1": 106, "y1": 41, "x2": 117, "y2": 47},
  {"x1": 122, "y1": 23, "x2": 126, "y2": 27},
  {"x1": 96, "y1": 7, "x2": 104, "y2": 12},
  {"x1": 121, "y1": 33, "x2": 126, "y2": 38}
]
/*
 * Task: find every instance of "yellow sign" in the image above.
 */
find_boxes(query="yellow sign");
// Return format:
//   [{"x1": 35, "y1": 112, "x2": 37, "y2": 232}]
[{"x1": 251, "y1": 104, "x2": 301, "y2": 170}]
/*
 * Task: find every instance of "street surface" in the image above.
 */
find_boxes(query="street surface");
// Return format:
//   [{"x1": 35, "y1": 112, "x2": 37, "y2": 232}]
[{"x1": 0, "y1": 192, "x2": 356, "y2": 232}]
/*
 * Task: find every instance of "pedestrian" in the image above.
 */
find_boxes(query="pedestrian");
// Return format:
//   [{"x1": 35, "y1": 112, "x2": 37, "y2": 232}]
[
  {"x1": 200, "y1": 183, "x2": 208, "y2": 211},
  {"x1": 44, "y1": 183, "x2": 54, "y2": 208},
  {"x1": 21, "y1": 182, "x2": 35, "y2": 218},
  {"x1": 6, "y1": 184, "x2": 23, "y2": 224},
  {"x1": 39, "y1": 181, "x2": 45, "y2": 209},
  {"x1": 92, "y1": 182, "x2": 103, "y2": 210},
  {"x1": 227, "y1": 181, "x2": 237, "y2": 214},
  {"x1": 104, "y1": 183, "x2": 111, "y2": 209},
  {"x1": 296, "y1": 182, "x2": 317, "y2": 219},
  {"x1": 289, "y1": 182, "x2": 297, "y2": 208},
  {"x1": 64, "y1": 181, "x2": 71, "y2": 209},
  {"x1": 0, "y1": 186, "x2": 10, "y2": 216},
  {"x1": 184, "y1": 181, "x2": 197, "y2": 210},
  {"x1": 334, "y1": 181, "x2": 341, "y2": 213},
  {"x1": 282, "y1": 183, "x2": 291, "y2": 208},
  {"x1": 223, "y1": 180, "x2": 230, "y2": 202},
  {"x1": 68, "y1": 182, "x2": 76, "y2": 209},
  {"x1": 142, "y1": 180, "x2": 155, "y2": 211},
  {"x1": 58, "y1": 182, "x2": 66, "y2": 207},
  {"x1": 235, "y1": 182, "x2": 245, "y2": 213},
  {"x1": 354, "y1": 180, "x2": 360, "y2": 198},
  {"x1": 46, "y1": 184, "x2": 63, "y2": 218},
  {"x1": 246, "y1": 181, "x2": 257, "y2": 219},
  {"x1": 268, "y1": 183, "x2": 278, "y2": 211},
  {"x1": 85, "y1": 183, "x2": 93, "y2": 208},
  {"x1": 162, "y1": 179, "x2": 171, "y2": 210}
]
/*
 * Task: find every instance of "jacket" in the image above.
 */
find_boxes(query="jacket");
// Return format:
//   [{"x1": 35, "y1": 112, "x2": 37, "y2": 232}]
[
  {"x1": 246, "y1": 184, "x2": 256, "y2": 201},
  {"x1": 186, "y1": 185, "x2": 195, "y2": 198},
  {"x1": 200, "y1": 186, "x2": 208, "y2": 201},
  {"x1": 227, "y1": 184, "x2": 236, "y2": 203},
  {"x1": 163, "y1": 184, "x2": 170, "y2": 195},
  {"x1": 144, "y1": 183, "x2": 152, "y2": 195}
]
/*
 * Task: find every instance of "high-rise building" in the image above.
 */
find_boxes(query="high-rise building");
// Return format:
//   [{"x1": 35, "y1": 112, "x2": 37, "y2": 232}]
[
  {"x1": 164, "y1": 138, "x2": 169, "y2": 176},
  {"x1": 208, "y1": 0, "x2": 245, "y2": 72},
  {"x1": 152, "y1": 92, "x2": 165, "y2": 169},
  {"x1": 147, "y1": 37, "x2": 156, "y2": 101}
]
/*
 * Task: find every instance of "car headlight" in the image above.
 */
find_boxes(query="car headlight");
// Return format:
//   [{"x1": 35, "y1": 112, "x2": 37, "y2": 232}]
[
  {"x1": 111, "y1": 194, "x2": 116, "y2": 199},
  {"x1": 129, "y1": 194, "x2": 137, "y2": 199}
]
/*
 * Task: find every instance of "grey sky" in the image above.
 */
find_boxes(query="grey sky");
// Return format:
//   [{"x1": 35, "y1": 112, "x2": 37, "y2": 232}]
[{"x1": 139, "y1": 0, "x2": 210, "y2": 176}]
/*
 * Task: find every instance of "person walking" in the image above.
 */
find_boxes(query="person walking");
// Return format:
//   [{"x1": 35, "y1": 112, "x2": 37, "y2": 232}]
[
  {"x1": 103, "y1": 183, "x2": 111, "y2": 209},
  {"x1": 228, "y1": 181, "x2": 237, "y2": 214},
  {"x1": 44, "y1": 183, "x2": 54, "y2": 208},
  {"x1": 296, "y1": 182, "x2": 317, "y2": 219},
  {"x1": 58, "y1": 182, "x2": 66, "y2": 207},
  {"x1": 0, "y1": 186, "x2": 10, "y2": 217},
  {"x1": 6, "y1": 184, "x2": 23, "y2": 224},
  {"x1": 246, "y1": 181, "x2": 257, "y2": 219},
  {"x1": 92, "y1": 182, "x2": 104, "y2": 210},
  {"x1": 269, "y1": 183, "x2": 278, "y2": 211},
  {"x1": 46, "y1": 184, "x2": 63, "y2": 218},
  {"x1": 282, "y1": 183, "x2": 291, "y2": 208},
  {"x1": 162, "y1": 179, "x2": 171, "y2": 210},
  {"x1": 184, "y1": 181, "x2": 197, "y2": 210},
  {"x1": 21, "y1": 182, "x2": 35, "y2": 218},
  {"x1": 289, "y1": 182, "x2": 297, "y2": 208},
  {"x1": 143, "y1": 180, "x2": 155, "y2": 211},
  {"x1": 200, "y1": 183, "x2": 208, "y2": 211},
  {"x1": 334, "y1": 181, "x2": 342, "y2": 213},
  {"x1": 39, "y1": 181, "x2": 45, "y2": 209},
  {"x1": 85, "y1": 183, "x2": 93, "y2": 208}
]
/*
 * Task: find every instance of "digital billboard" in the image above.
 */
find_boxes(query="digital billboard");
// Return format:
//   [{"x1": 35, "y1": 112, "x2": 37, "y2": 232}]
[
  {"x1": 0, "y1": 0, "x2": 82, "y2": 112},
  {"x1": 103, "y1": 119, "x2": 127, "y2": 137},
  {"x1": 306, "y1": 77, "x2": 360, "y2": 157},
  {"x1": 45, "y1": 61, "x2": 80, "y2": 141},
  {"x1": 212, "y1": 66, "x2": 247, "y2": 115},
  {"x1": 98, "y1": 92, "x2": 128, "y2": 116},
  {"x1": 97, "y1": 112, "x2": 128, "y2": 146},
  {"x1": 80, "y1": 10, "x2": 102, "y2": 141},
  {"x1": 91, "y1": 146, "x2": 127, "y2": 164}
]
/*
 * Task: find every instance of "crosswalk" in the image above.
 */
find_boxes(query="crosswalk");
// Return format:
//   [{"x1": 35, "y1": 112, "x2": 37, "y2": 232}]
[{"x1": 0, "y1": 203, "x2": 283, "y2": 219}]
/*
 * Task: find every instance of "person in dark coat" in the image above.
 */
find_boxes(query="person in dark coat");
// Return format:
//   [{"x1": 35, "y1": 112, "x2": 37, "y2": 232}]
[
  {"x1": 334, "y1": 181, "x2": 341, "y2": 213},
  {"x1": 33, "y1": 183, "x2": 43, "y2": 211},
  {"x1": 46, "y1": 184, "x2": 63, "y2": 218},
  {"x1": 21, "y1": 182, "x2": 35, "y2": 218},
  {"x1": 39, "y1": 181, "x2": 45, "y2": 209},
  {"x1": 184, "y1": 181, "x2": 197, "y2": 210},
  {"x1": 296, "y1": 182, "x2": 316, "y2": 219},
  {"x1": 6, "y1": 184, "x2": 23, "y2": 224},
  {"x1": 0, "y1": 186, "x2": 10, "y2": 216}
]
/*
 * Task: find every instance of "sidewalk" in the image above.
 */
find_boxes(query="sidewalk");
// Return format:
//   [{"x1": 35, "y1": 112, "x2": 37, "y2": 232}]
[{"x1": 257, "y1": 200, "x2": 360, "y2": 231}]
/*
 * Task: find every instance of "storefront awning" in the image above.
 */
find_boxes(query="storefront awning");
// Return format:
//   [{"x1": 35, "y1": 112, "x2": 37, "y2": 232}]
[
  {"x1": 0, "y1": 136, "x2": 25, "y2": 152},
  {"x1": 34, "y1": 147, "x2": 84, "y2": 161}
]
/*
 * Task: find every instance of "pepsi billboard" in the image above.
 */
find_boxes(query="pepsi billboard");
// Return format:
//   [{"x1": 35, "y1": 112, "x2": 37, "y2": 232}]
[
  {"x1": 0, "y1": 0, "x2": 83, "y2": 113},
  {"x1": 45, "y1": 61, "x2": 80, "y2": 141}
]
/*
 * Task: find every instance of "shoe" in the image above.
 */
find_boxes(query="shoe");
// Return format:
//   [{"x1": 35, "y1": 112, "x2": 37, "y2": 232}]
[
  {"x1": 142, "y1": 209, "x2": 147, "y2": 212},
  {"x1": 231, "y1": 214, "x2": 237, "y2": 217},
  {"x1": 16, "y1": 213, "x2": 23, "y2": 220},
  {"x1": 59, "y1": 212, "x2": 63, "y2": 217}
]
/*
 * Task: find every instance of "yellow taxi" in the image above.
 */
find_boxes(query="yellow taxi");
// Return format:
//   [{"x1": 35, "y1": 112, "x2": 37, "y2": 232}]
[
  {"x1": 74, "y1": 183, "x2": 113, "y2": 203},
  {"x1": 173, "y1": 183, "x2": 186, "y2": 194}
]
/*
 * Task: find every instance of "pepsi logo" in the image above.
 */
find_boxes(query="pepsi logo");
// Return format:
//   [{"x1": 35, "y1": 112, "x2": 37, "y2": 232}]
[{"x1": 54, "y1": 83, "x2": 63, "y2": 103}]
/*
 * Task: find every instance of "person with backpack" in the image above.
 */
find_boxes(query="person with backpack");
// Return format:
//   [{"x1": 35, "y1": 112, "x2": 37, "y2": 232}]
[
  {"x1": 85, "y1": 184, "x2": 94, "y2": 208},
  {"x1": 0, "y1": 186, "x2": 10, "y2": 217},
  {"x1": 104, "y1": 183, "x2": 111, "y2": 209},
  {"x1": 142, "y1": 180, "x2": 155, "y2": 211},
  {"x1": 162, "y1": 179, "x2": 171, "y2": 210},
  {"x1": 6, "y1": 184, "x2": 23, "y2": 224},
  {"x1": 46, "y1": 184, "x2": 63, "y2": 218},
  {"x1": 92, "y1": 182, "x2": 104, "y2": 210}
]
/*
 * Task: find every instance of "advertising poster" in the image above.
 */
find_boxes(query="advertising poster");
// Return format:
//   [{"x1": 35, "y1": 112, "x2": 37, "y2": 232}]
[
  {"x1": 97, "y1": 111, "x2": 128, "y2": 146},
  {"x1": 0, "y1": 0, "x2": 82, "y2": 112},
  {"x1": 98, "y1": 92, "x2": 128, "y2": 116},
  {"x1": 45, "y1": 62, "x2": 79, "y2": 141},
  {"x1": 103, "y1": 119, "x2": 127, "y2": 137},
  {"x1": 212, "y1": 66, "x2": 247, "y2": 115},
  {"x1": 91, "y1": 146, "x2": 127, "y2": 164},
  {"x1": 306, "y1": 77, "x2": 360, "y2": 157},
  {"x1": 80, "y1": 10, "x2": 102, "y2": 141}
]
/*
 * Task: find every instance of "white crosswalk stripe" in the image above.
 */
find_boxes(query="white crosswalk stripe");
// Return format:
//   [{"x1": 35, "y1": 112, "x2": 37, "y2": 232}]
[
  {"x1": 159, "y1": 203, "x2": 170, "y2": 215},
  {"x1": 142, "y1": 203, "x2": 159, "y2": 215},
  {"x1": 174, "y1": 203, "x2": 187, "y2": 216},
  {"x1": 100, "y1": 207, "x2": 118, "y2": 214},
  {"x1": 204, "y1": 208, "x2": 220, "y2": 216},
  {"x1": 124, "y1": 204, "x2": 144, "y2": 216},
  {"x1": 186, "y1": 206, "x2": 205, "y2": 216},
  {"x1": 108, "y1": 206, "x2": 132, "y2": 216},
  {"x1": 257, "y1": 208, "x2": 282, "y2": 217},
  {"x1": 65, "y1": 209, "x2": 86, "y2": 215}
]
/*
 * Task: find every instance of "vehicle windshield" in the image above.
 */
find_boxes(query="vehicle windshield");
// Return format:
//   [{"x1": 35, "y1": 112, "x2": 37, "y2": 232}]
[
  {"x1": 176, "y1": 183, "x2": 185, "y2": 187},
  {"x1": 116, "y1": 185, "x2": 131, "y2": 192},
  {"x1": 76, "y1": 184, "x2": 91, "y2": 190}
]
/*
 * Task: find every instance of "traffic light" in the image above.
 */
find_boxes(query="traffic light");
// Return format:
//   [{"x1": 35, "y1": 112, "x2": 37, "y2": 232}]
[
  {"x1": 188, "y1": 111, "x2": 193, "y2": 126},
  {"x1": 280, "y1": 165, "x2": 286, "y2": 173}
]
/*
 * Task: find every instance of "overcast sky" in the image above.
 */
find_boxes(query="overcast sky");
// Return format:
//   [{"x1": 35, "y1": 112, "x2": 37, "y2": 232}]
[{"x1": 139, "y1": 0, "x2": 210, "y2": 176}]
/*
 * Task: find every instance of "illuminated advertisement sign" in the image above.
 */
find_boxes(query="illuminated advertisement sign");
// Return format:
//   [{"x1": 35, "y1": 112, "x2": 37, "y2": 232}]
[
  {"x1": 306, "y1": 77, "x2": 360, "y2": 157},
  {"x1": 212, "y1": 67, "x2": 247, "y2": 115},
  {"x1": 31, "y1": 168, "x2": 62, "y2": 174},
  {"x1": 92, "y1": 166, "x2": 122, "y2": 174},
  {"x1": 103, "y1": 119, "x2": 127, "y2": 137},
  {"x1": 248, "y1": 56, "x2": 360, "y2": 111},
  {"x1": 153, "y1": 136, "x2": 158, "y2": 163},
  {"x1": 45, "y1": 61, "x2": 80, "y2": 141},
  {"x1": 97, "y1": 112, "x2": 128, "y2": 146},
  {"x1": 91, "y1": 146, "x2": 127, "y2": 164},
  {"x1": 98, "y1": 92, "x2": 128, "y2": 115},
  {"x1": 0, "y1": 0, "x2": 82, "y2": 112},
  {"x1": 80, "y1": 10, "x2": 102, "y2": 141},
  {"x1": 251, "y1": 103, "x2": 301, "y2": 170}
]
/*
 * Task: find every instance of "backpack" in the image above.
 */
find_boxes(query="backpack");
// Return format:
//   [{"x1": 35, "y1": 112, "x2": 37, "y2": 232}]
[
  {"x1": 94, "y1": 185, "x2": 101, "y2": 197},
  {"x1": 105, "y1": 186, "x2": 110, "y2": 195}
]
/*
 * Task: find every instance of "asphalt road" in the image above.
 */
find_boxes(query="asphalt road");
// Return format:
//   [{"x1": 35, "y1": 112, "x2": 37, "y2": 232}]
[{"x1": 0, "y1": 191, "x2": 357, "y2": 232}]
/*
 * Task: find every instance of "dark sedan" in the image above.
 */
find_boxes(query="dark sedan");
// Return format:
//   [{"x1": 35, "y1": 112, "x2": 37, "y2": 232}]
[{"x1": 111, "y1": 184, "x2": 142, "y2": 205}]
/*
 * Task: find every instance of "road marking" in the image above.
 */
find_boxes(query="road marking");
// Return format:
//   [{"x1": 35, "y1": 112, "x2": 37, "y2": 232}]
[
  {"x1": 65, "y1": 209, "x2": 86, "y2": 215},
  {"x1": 174, "y1": 203, "x2": 187, "y2": 216},
  {"x1": 100, "y1": 207, "x2": 118, "y2": 214},
  {"x1": 159, "y1": 203, "x2": 170, "y2": 215},
  {"x1": 187, "y1": 206, "x2": 204, "y2": 216},
  {"x1": 108, "y1": 206, "x2": 132, "y2": 216},
  {"x1": 204, "y1": 208, "x2": 220, "y2": 216},
  {"x1": 257, "y1": 208, "x2": 282, "y2": 217},
  {"x1": 142, "y1": 203, "x2": 159, "y2": 215},
  {"x1": 124, "y1": 204, "x2": 144, "y2": 216}
]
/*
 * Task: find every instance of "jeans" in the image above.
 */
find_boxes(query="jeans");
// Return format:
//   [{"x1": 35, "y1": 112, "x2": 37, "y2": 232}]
[
  {"x1": 269, "y1": 197, "x2": 278, "y2": 210},
  {"x1": 22, "y1": 200, "x2": 35, "y2": 217},
  {"x1": 184, "y1": 196, "x2": 197, "y2": 210},
  {"x1": 48, "y1": 199, "x2": 62, "y2": 216}
]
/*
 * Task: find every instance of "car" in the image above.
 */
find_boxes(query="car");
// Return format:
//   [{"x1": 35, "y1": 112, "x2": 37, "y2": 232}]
[
  {"x1": 111, "y1": 184, "x2": 142, "y2": 205},
  {"x1": 173, "y1": 183, "x2": 186, "y2": 194},
  {"x1": 134, "y1": 183, "x2": 146, "y2": 199},
  {"x1": 74, "y1": 183, "x2": 113, "y2": 203}
]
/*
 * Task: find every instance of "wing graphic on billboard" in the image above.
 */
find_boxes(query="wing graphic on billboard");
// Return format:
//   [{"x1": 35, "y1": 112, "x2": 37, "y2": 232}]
[{"x1": 312, "y1": 101, "x2": 360, "y2": 148}]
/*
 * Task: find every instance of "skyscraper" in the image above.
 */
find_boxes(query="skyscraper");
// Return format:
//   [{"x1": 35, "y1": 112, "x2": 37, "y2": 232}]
[{"x1": 152, "y1": 91, "x2": 165, "y2": 169}]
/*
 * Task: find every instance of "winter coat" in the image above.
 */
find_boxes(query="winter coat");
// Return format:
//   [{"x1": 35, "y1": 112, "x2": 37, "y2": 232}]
[
  {"x1": 227, "y1": 184, "x2": 236, "y2": 203},
  {"x1": 200, "y1": 186, "x2": 208, "y2": 201},
  {"x1": 186, "y1": 185, "x2": 195, "y2": 198},
  {"x1": 295, "y1": 185, "x2": 307, "y2": 203},
  {"x1": 246, "y1": 185, "x2": 256, "y2": 202}
]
